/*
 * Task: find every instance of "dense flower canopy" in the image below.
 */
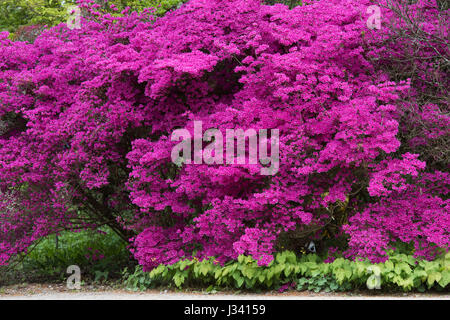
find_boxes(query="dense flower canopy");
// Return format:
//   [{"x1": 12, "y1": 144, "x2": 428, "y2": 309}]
[{"x1": 0, "y1": 0, "x2": 448, "y2": 269}]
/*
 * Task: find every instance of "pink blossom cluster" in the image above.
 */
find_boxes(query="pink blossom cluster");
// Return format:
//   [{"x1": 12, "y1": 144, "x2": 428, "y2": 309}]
[{"x1": 0, "y1": 0, "x2": 448, "y2": 268}]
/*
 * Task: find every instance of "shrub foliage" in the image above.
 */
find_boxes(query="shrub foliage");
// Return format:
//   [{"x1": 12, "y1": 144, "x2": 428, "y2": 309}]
[{"x1": 124, "y1": 251, "x2": 450, "y2": 292}]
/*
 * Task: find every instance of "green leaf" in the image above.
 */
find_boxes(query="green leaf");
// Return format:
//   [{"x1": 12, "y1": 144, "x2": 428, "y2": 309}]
[
  {"x1": 200, "y1": 263, "x2": 210, "y2": 276},
  {"x1": 173, "y1": 273, "x2": 185, "y2": 288},
  {"x1": 284, "y1": 265, "x2": 293, "y2": 277},
  {"x1": 437, "y1": 271, "x2": 449, "y2": 288},
  {"x1": 445, "y1": 252, "x2": 450, "y2": 261},
  {"x1": 413, "y1": 269, "x2": 428, "y2": 280},
  {"x1": 427, "y1": 272, "x2": 442, "y2": 287},
  {"x1": 179, "y1": 260, "x2": 187, "y2": 271},
  {"x1": 395, "y1": 262, "x2": 412, "y2": 275},
  {"x1": 285, "y1": 251, "x2": 297, "y2": 264},
  {"x1": 344, "y1": 267, "x2": 352, "y2": 279},
  {"x1": 258, "y1": 273, "x2": 266, "y2": 283},
  {"x1": 236, "y1": 276, "x2": 244, "y2": 288},
  {"x1": 206, "y1": 285, "x2": 216, "y2": 293},
  {"x1": 222, "y1": 266, "x2": 230, "y2": 276},
  {"x1": 384, "y1": 260, "x2": 394, "y2": 272},
  {"x1": 335, "y1": 268, "x2": 345, "y2": 284},
  {"x1": 243, "y1": 266, "x2": 256, "y2": 279},
  {"x1": 276, "y1": 252, "x2": 286, "y2": 264}
]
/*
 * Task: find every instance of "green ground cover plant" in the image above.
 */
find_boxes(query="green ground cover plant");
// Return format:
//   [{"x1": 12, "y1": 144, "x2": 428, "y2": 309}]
[{"x1": 123, "y1": 251, "x2": 450, "y2": 293}]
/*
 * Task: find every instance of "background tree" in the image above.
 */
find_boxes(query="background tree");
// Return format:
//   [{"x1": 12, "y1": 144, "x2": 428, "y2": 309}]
[{"x1": 0, "y1": 0, "x2": 186, "y2": 38}]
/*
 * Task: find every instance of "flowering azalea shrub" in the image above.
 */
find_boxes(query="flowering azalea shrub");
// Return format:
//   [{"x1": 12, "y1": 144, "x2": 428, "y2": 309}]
[{"x1": 0, "y1": 0, "x2": 448, "y2": 269}]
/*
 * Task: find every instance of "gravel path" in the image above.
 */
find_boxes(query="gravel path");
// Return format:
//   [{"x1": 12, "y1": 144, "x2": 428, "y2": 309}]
[
  {"x1": 0, "y1": 284, "x2": 448, "y2": 300},
  {"x1": 2, "y1": 292, "x2": 449, "y2": 300}
]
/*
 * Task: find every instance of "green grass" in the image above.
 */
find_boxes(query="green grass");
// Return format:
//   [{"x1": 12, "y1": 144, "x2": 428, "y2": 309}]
[{"x1": 0, "y1": 228, "x2": 135, "y2": 286}]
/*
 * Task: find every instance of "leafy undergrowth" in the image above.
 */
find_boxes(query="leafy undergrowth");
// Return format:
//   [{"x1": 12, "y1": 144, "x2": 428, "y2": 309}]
[
  {"x1": 123, "y1": 251, "x2": 450, "y2": 293},
  {"x1": 0, "y1": 228, "x2": 134, "y2": 286}
]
